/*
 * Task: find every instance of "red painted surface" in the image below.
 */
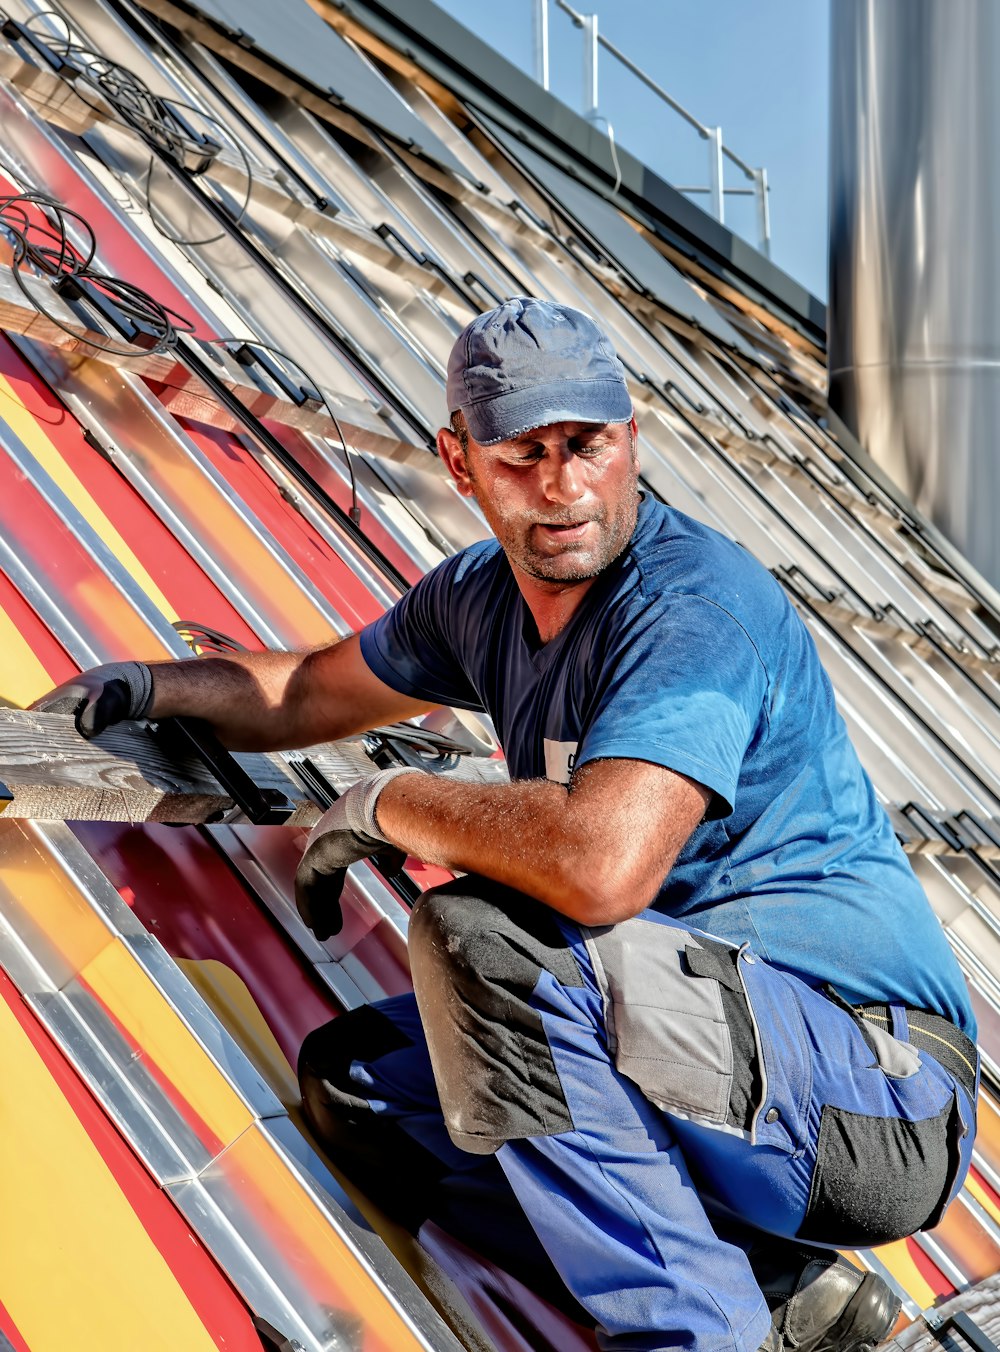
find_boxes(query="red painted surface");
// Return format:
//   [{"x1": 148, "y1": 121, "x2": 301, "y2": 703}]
[
  {"x1": 0, "y1": 144, "x2": 215, "y2": 341},
  {"x1": 421, "y1": 1223, "x2": 600, "y2": 1352},
  {"x1": 73, "y1": 821, "x2": 339, "y2": 1067},
  {"x1": 0, "y1": 444, "x2": 162, "y2": 660},
  {"x1": 177, "y1": 417, "x2": 388, "y2": 631},
  {"x1": 260, "y1": 418, "x2": 424, "y2": 587},
  {"x1": 0, "y1": 967, "x2": 263, "y2": 1350},
  {"x1": 968, "y1": 1162, "x2": 1000, "y2": 1212},
  {"x1": 0, "y1": 1297, "x2": 30, "y2": 1352},
  {"x1": 905, "y1": 1235, "x2": 956, "y2": 1302},
  {"x1": 0, "y1": 338, "x2": 262, "y2": 650},
  {"x1": 0, "y1": 567, "x2": 76, "y2": 690}
]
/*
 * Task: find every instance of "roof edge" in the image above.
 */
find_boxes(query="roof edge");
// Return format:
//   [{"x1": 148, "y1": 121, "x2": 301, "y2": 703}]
[{"x1": 330, "y1": 0, "x2": 827, "y2": 348}]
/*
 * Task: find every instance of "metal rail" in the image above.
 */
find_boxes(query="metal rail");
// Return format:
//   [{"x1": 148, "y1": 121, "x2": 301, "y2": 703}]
[{"x1": 530, "y1": 0, "x2": 771, "y2": 252}]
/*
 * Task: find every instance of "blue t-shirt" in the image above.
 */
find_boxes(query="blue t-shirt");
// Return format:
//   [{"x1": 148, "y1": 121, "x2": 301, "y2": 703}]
[{"x1": 361, "y1": 496, "x2": 975, "y2": 1037}]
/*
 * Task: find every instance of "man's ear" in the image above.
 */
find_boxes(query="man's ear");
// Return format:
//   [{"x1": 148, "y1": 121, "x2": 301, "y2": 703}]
[{"x1": 437, "y1": 426, "x2": 476, "y2": 497}]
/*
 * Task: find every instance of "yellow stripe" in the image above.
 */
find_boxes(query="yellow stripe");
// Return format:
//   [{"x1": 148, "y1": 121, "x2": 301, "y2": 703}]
[
  {"x1": 964, "y1": 1172, "x2": 1000, "y2": 1227},
  {"x1": 0, "y1": 991, "x2": 221, "y2": 1352},
  {"x1": 1, "y1": 829, "x2": 254, "y2": 1148},
  {"x1": 869, "y1": 1238, "x2": 938, "y2": 1309},
  {"x1": 0, "y1": 600, "x2": 54, "y2": 707},
  {"x1": 83, "y1": 941, "x2": 255, "y2": 1148},
  {"x1": 0, "y1": 371, "x2": 179, "y2": 623}
]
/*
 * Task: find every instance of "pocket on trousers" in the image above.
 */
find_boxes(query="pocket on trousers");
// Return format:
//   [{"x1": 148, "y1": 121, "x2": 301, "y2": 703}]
[
  {"x1": 799, "y1": 1090, "x2": 964, "y2": 1247},
  {"x1": 584, "y1": 920, "x2": 735, "y2": 1125}
]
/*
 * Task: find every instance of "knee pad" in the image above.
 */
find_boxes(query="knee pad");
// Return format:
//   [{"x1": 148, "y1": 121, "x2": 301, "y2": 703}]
[{"x1": 409, "y1": 877, "x2": 582, "y2": 1155}]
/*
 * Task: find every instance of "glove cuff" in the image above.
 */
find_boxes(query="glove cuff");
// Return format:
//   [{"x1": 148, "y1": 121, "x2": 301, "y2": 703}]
[
  {"x1": 344, "y1": 767, "x2": 422, "y2": 843},
  {"x1": 107, "y1": 661, "x2": 155, "y2": 719}
]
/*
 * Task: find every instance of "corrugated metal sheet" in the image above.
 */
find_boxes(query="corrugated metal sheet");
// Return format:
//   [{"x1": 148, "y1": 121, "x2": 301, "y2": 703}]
[{"x1": 0, "y1": 0, "x2": 996, "y2": 1345}]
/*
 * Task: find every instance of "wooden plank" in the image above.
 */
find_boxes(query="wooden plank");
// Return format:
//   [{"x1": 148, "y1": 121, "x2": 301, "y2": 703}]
[
  {"x1": 0, "y1": 708, "x2": 508, "y2": 825},
  {"x1": 886, "y1": 1273, "x2": 1000, "y2": 1350},
  {"x1": 0, "y1": 708, "x2": 320, "y2": 826}
]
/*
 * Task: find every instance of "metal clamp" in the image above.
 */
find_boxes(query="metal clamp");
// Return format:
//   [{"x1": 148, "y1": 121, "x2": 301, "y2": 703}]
[
  {"x1": 150, "y1": 716, "x2": 294, "y2": 824},
  {"x1": 925, "y1": 1308, "x2": 1000, "y2": 1352}
]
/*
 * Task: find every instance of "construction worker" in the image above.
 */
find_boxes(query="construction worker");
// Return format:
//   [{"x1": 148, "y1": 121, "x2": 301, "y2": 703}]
[{"x1": 38, "y1": 299, "x2": 978, "y2": 1352}]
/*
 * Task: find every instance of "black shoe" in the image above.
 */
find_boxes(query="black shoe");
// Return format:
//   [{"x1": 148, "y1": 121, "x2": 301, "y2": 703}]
[{"x1": 750, "y1": 1243, "x2": 901, "y2": 1352}]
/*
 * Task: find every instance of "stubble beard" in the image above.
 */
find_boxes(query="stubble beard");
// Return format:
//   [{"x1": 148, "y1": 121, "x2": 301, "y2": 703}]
[{"x1": 474, "y1": 472, "x2": 641, "y2": 586}]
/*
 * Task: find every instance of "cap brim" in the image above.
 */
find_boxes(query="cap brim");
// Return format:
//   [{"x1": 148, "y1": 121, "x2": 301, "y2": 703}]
[{"x1": 462, "y1": 377, "x2": 633, "y2": 446}]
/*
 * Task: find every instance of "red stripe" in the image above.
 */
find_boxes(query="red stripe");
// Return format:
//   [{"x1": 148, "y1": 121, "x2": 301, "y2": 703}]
[
  {"x1": 0, "y1": 338, "x2": 262, "y2": 650},
  {"x1": 968, "y1": 1161, "x2": 1000, "y2": 1212},
  {"x1": 0, "y1": 1296, "x2": 30, "y2": 1352},
  {"x1": 73, "y1": 821, "x2": 340, "y2": 1067},
  {"x1": 0, "y1": 567, "x2": 77, "y2": 689},
  {"x1": 0, "y1": 456, "x2": 160, "y2": 657},
  {"x1": 904, "y1": 1235, "x2": 955, "y2": 1300},
  {"x1": 0, "y1": 969, "x2": 263, "y2": 1350},
  {"x1": 260, "y1": 417, "x2": 425, "y2": 586},
  {"x1": 0, "y1": 154, "x2": 214, "y2": 341},
  {"x1": 178, "y1": 417, "x2": 389, "y2": 631}
]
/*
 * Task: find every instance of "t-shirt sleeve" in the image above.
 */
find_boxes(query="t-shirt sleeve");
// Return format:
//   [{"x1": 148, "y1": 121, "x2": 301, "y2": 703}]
[
  {"x1": 577, "y1": 592, "x2": 768, "y2": 817},
  {"x1": 359, "y1": 553, "x2": 487, "y2": 711}
]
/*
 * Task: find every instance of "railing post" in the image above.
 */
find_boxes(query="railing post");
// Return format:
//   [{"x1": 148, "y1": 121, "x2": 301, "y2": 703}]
[
  {"x1": 533, "y1": 0, "x2": 550, "y2": 91},
  {"x1": 755, "y1": 166, "x2": 771, "y2": 255},
  {"x1": 582, "y1": 11, "x2": 599, "y2": 120},
  {"x1": 708, "y1": 125, "x2": 724, "y2": 224}
]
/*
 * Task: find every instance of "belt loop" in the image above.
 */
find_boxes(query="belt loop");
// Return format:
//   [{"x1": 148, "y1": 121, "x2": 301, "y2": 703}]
[{"x1": 890, "y1": 1004, "x2": 909, "y2": 1043}]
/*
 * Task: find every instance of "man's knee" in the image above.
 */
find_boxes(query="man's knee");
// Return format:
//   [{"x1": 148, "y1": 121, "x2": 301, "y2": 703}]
[
  {"x1": 410, "y1": 876, "x2": 583, "y2": 992},
  {"x1": 409, "y1": 877, "x2": 583, "y2": 1154}
]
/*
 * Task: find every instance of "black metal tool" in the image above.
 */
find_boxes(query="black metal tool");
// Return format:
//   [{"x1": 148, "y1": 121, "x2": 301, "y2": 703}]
[{"x1": 151, "y1": 716, "x2": 295, "y2": 824}]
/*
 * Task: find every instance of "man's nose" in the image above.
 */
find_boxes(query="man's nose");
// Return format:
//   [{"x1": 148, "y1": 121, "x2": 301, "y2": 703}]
[{"x1": 538, "y1": 448, "x2": 583, "y2": 503}]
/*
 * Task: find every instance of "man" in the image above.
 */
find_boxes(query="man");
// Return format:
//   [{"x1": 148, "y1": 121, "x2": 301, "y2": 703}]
[{"x1": 38, "y1": 299, "x2": 978, "y2": 1352}]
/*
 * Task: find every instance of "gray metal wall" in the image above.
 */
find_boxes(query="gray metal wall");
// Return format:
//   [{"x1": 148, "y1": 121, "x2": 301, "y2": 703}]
[{"x1": 829, "y1": 0, "x2": 1000, "y2": 587}]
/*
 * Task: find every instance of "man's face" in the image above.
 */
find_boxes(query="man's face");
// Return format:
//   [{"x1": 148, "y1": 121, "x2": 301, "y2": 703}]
[{"x1": 438, "y1": 417, "x2": 640, "y2": 585}]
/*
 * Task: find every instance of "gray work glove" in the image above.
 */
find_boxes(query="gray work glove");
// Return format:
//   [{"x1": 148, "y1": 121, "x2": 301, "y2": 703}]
[
  {"x1": 295, "y1": 767, "x2": 419, "y2": 941},
  {"x1": 31, "y1": 661, "x2": 154, "y2": 739}
]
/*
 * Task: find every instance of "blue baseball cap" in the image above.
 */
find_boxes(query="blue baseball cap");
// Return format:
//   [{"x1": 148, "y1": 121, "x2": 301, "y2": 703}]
[{"x1": 446, "y1": 297, "x2": 632, "y2": 446}]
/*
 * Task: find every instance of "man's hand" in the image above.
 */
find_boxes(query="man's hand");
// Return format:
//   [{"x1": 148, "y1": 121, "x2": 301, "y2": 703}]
[
  {"x1": 295, "y1": 768, "x2": 417, "y2": 939},
  {"x1": 31, "y1": 662, "x2": 154, "y2": 739}
]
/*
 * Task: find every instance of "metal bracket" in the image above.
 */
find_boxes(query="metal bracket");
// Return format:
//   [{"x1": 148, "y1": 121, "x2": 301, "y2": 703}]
[
  {"x1": 149, "y1": 717, "x2": 294, "y2": 824},
  {"x1": 925, "y1": 1309, "x2": 1000, "y2": 1352}
]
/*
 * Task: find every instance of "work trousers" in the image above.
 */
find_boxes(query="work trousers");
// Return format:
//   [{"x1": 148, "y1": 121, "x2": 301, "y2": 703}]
[{"x1": 299, "y1": 878, "x2": 977, "y2": 1352}]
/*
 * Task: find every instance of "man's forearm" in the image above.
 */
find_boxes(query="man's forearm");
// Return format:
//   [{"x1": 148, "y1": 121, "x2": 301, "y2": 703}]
[
  {"x1": 147, "y1": 651, "x2": 318, "y2": 749},
  {"x1": 374, "y1": 763, "x2": 701, "y2": 926},
  {"x1": 144, "y1": 635, "x2": 437, "y2": 751}
]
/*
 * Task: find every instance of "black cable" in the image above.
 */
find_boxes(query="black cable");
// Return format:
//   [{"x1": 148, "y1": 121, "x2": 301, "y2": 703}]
[
  {"x1": 172, "y1": 620, "x2": 250, "y2": 655},
  {"x1": 18, "y1": 12, "x2": 253, "y2": 245},
  {"x1": 177, "y1": 335, "x2": 411, "y2": 595},
  {"x1": 208, "y1": 337, "x2": 362, "y2": 525},
  {"x1": 0, "y1": 190, "x2": 194, "y2": 356}
]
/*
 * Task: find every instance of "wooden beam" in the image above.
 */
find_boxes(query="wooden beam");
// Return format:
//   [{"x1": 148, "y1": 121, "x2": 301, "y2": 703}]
[
  {"x1": 0, "y1": 709, "x2": 346, "y2": 826},
  {"x1": 885, "y1": 1273, "x2": 1000, "y2": 1350}
]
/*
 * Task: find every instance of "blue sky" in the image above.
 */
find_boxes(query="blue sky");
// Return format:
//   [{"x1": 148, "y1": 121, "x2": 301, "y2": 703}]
[{"x1": 431, "y1": 0, "x2": 830, "y2": 301}]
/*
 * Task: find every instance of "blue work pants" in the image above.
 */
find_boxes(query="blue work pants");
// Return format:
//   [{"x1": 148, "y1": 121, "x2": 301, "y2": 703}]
[{"x1": 299, "y1": 880, "x2": 976, "y2": 1352}]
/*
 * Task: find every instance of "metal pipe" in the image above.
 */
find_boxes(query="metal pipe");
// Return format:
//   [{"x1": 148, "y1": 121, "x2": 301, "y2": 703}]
[
  {"x1": 755, "y1": 166, "x2": 770, "y2": 256},
  {"x1": 829, "y1": 0, "x2": 1000, "y2": 587},
  {"x1": 708, "y1": 125, "x2": 724, "y2": 224},
  {"x1": 533, "y1": 0, "x2": 550, "y2": 90},
  {"x1": 582, "y1": 11, "x2": 599, "y2": 120}
]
